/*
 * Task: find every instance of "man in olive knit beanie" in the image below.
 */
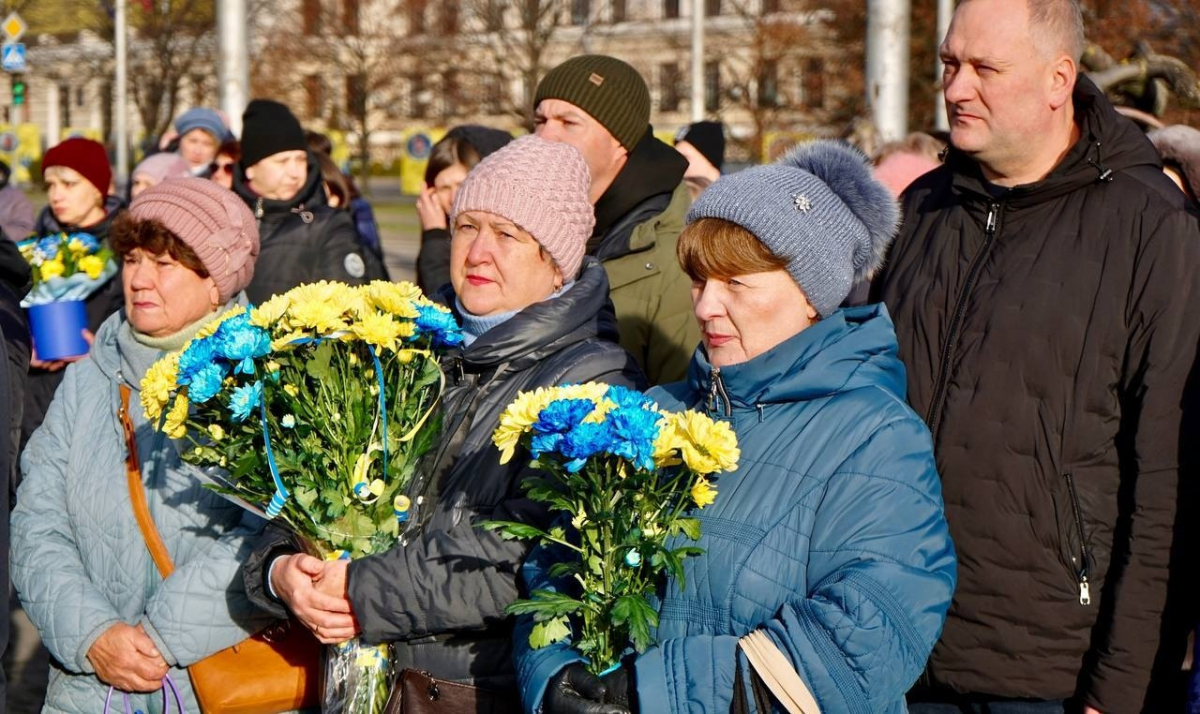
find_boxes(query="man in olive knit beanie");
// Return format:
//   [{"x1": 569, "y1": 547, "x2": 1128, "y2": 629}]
[{"x1": 534, "y1": 54, "x2": 698, "y2": 385}]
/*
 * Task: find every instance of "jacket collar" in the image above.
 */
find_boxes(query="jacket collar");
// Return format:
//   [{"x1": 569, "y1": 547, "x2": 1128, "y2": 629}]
[
  {"x1": 439, "y1": 257, "x2": 620, "y2": 373},
  {"x1": 34, "y1": 195, "x2": 124, "y2": 238},
  {"x1": 591, "y1": 128, "x2": 687, "y2": 246},
  {"x1": 685, "y1": 304, "x2": 908, "y2": 411},
  {"x1": 946, "y1": 76, "x2": 1161, "y2": 209},
  {"x1": 232, "y1": 150, "x2": 326, "y2": 219}
]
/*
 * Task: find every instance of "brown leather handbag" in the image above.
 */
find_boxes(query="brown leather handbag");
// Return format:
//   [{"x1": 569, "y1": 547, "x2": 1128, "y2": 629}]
[
  {"x1": 384, "y1": 669, "x2": 521, "y2": 714},
  {"x1": 120, "y1": 385, "x2": 321, "y2": 713}
]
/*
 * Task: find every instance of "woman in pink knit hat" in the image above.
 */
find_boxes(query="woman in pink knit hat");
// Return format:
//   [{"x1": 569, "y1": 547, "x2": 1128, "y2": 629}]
[
  {"x1": 10, "y1": 178, "x2": 271, "y2": 710},
  {"x1": 246, "y1": 135, "x2": 646, "y2": 705}
]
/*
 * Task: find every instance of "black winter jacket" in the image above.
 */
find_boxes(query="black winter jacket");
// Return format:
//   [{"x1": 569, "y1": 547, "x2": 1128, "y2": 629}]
[
  {"x1": 0, "y1": 237, "x2": 27, "y2": 703},
  {"x1": 245, "y1": 258, "x2": 645, "y2": 689},
  {"x1": 233, "y1": 152, "x2": 368, "y2": 304},
  {"x1": 874, "y1": 77, "x2": 1200, "y2": 712},
  {"x1": 22, "y1": 201, "x2": 125, "y2": 450}
]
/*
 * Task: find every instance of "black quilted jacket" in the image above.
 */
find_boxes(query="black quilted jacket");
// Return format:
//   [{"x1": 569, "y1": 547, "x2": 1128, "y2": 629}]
[
  {"x1": 245, "y1": 258, "x2": 645, "y2": 690},
  {"x1": 874, "y1": 77, "x2": 1200, "y2": 712}
]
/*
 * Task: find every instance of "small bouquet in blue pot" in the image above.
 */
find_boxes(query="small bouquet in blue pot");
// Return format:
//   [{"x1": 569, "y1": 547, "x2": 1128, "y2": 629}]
[{"x1": 18, "y1": 231, "x2": 117, "y2": 360}]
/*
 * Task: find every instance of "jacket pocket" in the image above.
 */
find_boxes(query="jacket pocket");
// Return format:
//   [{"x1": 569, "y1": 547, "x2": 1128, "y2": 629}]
[{"x1": 1059, "y1": 473, "x2": 1093, "y2": 605}]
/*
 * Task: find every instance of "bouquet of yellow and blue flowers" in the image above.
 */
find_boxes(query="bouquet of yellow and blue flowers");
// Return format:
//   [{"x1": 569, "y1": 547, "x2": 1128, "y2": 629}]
[
  {"x1": 482, "y1": 383, "x2": 739, "y2": 675},
  {"x1": 142, "y1": 280, "x2": 462, "y2": 714},
  {"x1": 18, "y1": 232, "x2": 117, "y2": 360}
]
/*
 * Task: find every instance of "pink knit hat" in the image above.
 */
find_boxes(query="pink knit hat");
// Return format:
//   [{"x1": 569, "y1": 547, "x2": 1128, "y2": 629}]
[
  {"x1": 451, "y1": 135, "x2": 594, "y2": 280},
  {"x1": 130, "y1": 178, "x2": 260, "y2": 303},
  {"x1": 132, "y1": 153, "x2": 192, "y2": 185}
]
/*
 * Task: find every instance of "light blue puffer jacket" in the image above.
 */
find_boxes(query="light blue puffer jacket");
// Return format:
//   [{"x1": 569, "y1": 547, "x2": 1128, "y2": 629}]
[
  {"x1": 515, "y1": 304, "x2": 957, "y2": 713},
  {"x1": 11, "y1": 311, "x2": 270, "y2": 713}
]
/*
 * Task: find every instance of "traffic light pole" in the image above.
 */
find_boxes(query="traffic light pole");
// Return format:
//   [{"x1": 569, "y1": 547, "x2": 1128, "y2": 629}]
[{"x1": 9, "y1": 74, "x2": 21, "y2": 125}]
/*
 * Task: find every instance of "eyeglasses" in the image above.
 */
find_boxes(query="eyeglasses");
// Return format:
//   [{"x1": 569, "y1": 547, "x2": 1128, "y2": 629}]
[{"x1": 211, "y1": 162, "x2": 235, "y2": 175}]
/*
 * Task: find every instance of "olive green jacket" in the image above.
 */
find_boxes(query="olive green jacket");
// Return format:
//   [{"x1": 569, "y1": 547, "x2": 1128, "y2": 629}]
[{"x1": 599, "y1": 182, "x2": 698, "y2": 385}]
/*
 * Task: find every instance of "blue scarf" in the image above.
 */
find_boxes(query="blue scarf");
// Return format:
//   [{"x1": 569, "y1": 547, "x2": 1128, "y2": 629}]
[{"x1": 456, "y1": 282, "x2": 575, "y2": 347}]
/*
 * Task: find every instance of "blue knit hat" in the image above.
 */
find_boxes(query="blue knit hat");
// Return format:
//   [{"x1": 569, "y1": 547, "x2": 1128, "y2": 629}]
[
  {"x1": 174, "y1": 107, "x2": 229, "y2": 143},
  {"x1": 687, "y1": 140, "x2": 899, "y2": 316}
]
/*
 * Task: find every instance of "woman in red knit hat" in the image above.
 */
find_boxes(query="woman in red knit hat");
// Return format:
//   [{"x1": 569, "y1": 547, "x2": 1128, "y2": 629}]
[{"x1": 22, "y1": 137, "x2": 126, "y2": 449}]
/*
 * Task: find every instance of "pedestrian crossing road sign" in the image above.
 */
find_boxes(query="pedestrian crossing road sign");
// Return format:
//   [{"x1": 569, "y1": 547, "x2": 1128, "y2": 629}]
[{"x1": 2, "y1": 43, "x2": 25, "y2": 73}]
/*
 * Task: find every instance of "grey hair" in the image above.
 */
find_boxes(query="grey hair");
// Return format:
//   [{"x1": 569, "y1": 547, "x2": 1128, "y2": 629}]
[{"x1": 1028, "y1": 0, "x2": 1085, "y2": 63}]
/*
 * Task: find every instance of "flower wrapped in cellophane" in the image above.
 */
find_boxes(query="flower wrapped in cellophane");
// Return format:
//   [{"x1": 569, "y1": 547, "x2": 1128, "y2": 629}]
[
  {"x1": 481, "y1": 383, "x2": 739, "y2": 675},
  {"x1": 141, "y1": 280, "x2": 463, "y2": 714}
]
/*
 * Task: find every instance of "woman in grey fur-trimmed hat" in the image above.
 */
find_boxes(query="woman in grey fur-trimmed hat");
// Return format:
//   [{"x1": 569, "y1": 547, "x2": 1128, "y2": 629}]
[{"x1": 518, "y1": 140, "x2": 957, "y2": 714}]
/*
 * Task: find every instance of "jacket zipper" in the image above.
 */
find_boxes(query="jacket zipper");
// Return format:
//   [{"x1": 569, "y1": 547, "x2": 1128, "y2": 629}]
[
  {"x1": 708, "y1": 366, "x2": 732, "y2": 418},
  {"x1": 1063, "y1": 473, "x2": 1091, "y2": 605},
  {"x1": 925, "y1": 201, "x2": 1002, "y2": 437}
]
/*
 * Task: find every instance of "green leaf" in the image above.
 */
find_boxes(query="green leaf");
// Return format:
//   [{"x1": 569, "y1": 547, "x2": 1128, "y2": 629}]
[
  {"x1": 610, "y1": 595, "x2": 658, "y2": 652},
  {"x1": 676, "y1": 518, "x2": 702, "y2": 541},
  {"x1": 294, "y1": 485, "x2": 317, "y2": 509},
  {"x1": 477, "y1": 520, "x2": 551, "y2": 542},
  {"x1": 504, "y1": 589, "x2": 583, "y2": 618},
  {"x1": 529, "y1": 616, "x2": 571, "y2": 649}
]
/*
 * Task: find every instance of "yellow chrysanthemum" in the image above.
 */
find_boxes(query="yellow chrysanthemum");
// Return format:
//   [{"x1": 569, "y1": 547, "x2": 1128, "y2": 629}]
[
  {"x1": 352, "y1": 312, "x2": 404, "y2": 352},
  {"x1": 552, "y1": 383, "x2": 610, "y2": 403},
  {"x1": 208, "y1": 424, "x2": 226, "y2": 441},
  {"x1": 287, "y1": 299, "x2": 349, "y2": 334},
  {"x1": 493, "y1": 387, "x2": 556, "y2": 463},
  {"x1": 162, "y1": 394, "x2": 189, "y2": 439},
  {"x1": 272, "y1": 329, "x2": 313, "y2": 351},
  {"x1": 652, "y1": 416, "x2": 683, "y2": 468},
  {"x1": 365, "y1": 281, "x2": 420, "y2": 319},
  {"x1": 140, "y1": 353, "x2": 181, "y2": 422},
  {"x1": 283, "y1": 383, "x2": 299, "y2": 397},
  {"x1": 39, "y1": 258, "x2": 65, "y2": 280},
  {"x1": 67, "y1": 237, "x2": 86, "y2": 255},
  {"x1": 78, "y1": 255, "x2": 106, "y2": 280},
  {"x1": 250, "y1": 293, "x2": 293, "y2": 328},
  {"x1": 691, "y1": 477, "x2": 718, "y2": 508},
  {"x1": 195, "y1": 306, "x2": 247, "y2": 339},
  {"x1": 673, "y1": 411, "x2": 740, "y2": 475}
]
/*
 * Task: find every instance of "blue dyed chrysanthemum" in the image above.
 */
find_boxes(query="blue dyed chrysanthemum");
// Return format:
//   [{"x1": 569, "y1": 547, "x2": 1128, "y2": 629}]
[
  {"x1": 69, "y1": 232, "x2": 100, "y2": 252},
  {"x1": 228, "y1": 380, "x2": 263, "y2": 422},
  {"x1": 37, "y1": 236, "x2": 61, "y2": 259},
  {"x1": 177, "y1": 337, "x2": 218, "y2": 384},
  {"x1": 213, "y1": 313, "x2": 272, "y2": 374},
  {"x1": 533, "y1": 398, "x2": 594, "y2": 435},
  {"x1": 187, "y1": 362, "x2": 227, "y2": 404},
  {"x1": 605, "y1": 406, "x2": 660, "y2": 471},
  {"x1": 559, "y1": 421, "x2": 613, "y2": 469},
  {"x1": 605, "y1": 384, "x2": 656, "y2": 411},
  {"x1": 530, "y1": 432, "x2": 566, "y2": 460},
  {"x1": 414, "y1": 305, "x2": 464, "y2": 348}
]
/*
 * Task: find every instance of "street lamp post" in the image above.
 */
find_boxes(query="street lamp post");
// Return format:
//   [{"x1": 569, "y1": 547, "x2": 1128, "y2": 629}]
[
  {"x1": 865, "y1": 0, "x2": 911, "y2": 143},
  {"x1": 217, "y1": 0, "x2": 249, "y2": 136},
  {"x1": 115, "y1": 0, "x2": 129, "y2": 185}
]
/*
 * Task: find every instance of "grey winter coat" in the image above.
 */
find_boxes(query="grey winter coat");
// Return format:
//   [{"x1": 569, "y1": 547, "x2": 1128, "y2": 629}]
[{"x1": 11, "y1": 310, "x2": 270, "y2": 713}]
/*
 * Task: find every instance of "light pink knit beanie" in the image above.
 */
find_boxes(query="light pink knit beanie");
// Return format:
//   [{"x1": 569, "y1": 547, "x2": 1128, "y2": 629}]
[
  {"x1": 451, "y1": 134, "x2": 594, "y2": 280},
  {"x1": 130, "y1": 178, "x2": 260, "y2": 303}
]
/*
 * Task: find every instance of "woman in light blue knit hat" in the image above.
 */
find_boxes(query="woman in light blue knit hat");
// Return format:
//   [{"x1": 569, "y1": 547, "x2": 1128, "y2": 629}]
[{"x1": 518, "y1": 141, "x2": 957, "y2": 714}]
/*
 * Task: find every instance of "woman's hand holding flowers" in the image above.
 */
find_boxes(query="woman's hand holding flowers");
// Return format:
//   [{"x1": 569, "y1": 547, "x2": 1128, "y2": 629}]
[
  {"x1": 30, "y1": 329, "x2": 93, "y2": 371},
  {"x1": 544, "y1": 663, "x2": 632, "y2": 714},
  {"x1": 86, "y1": 622, "x2": 168, "y2": 693},
  {"x1": 271, "y1": 553, "x2": 359, "y2": 643}
]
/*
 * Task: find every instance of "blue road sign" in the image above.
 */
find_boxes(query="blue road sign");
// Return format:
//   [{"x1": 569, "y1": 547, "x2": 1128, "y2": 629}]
[{"x1": 2, "y1": 42, "x2": 25, "y2": 73}]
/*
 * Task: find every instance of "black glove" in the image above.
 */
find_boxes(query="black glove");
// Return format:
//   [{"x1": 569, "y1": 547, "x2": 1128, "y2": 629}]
[
  {"x1": 601, "y1": 661, "x2": 638, "y2": 711},
  {"x1": 544, "y1": 663, "x2": 632, "y2": 714}
]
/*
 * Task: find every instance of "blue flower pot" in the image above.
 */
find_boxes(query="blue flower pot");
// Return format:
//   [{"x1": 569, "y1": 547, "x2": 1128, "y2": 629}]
[{"x1": 28, "y1": 300, "x2": 89, "y2": 361}]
